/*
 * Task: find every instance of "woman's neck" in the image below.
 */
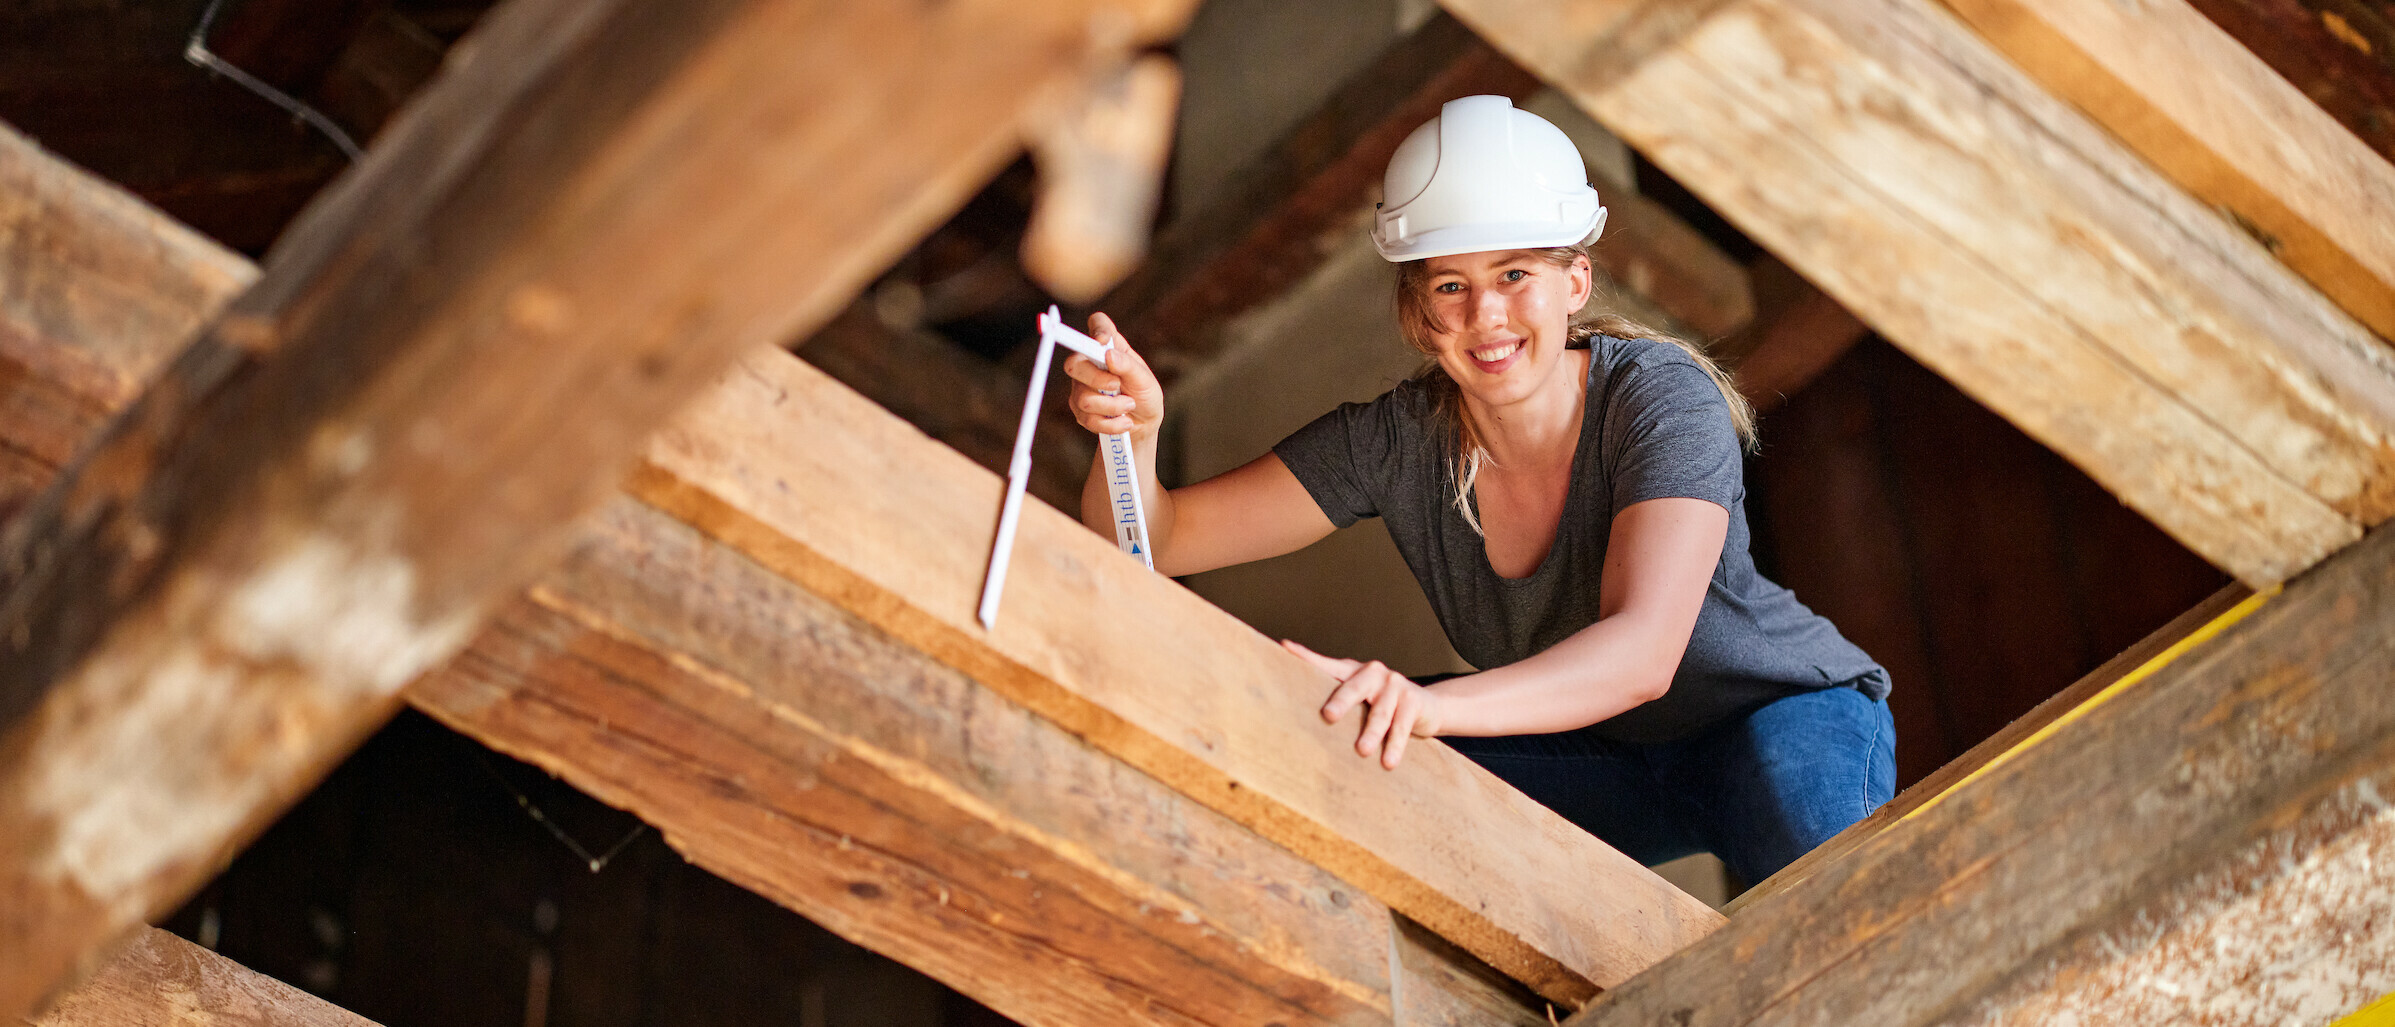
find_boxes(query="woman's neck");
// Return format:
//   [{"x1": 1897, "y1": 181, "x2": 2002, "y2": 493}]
[{"x1": 1465, "y1": 347, "x2": 1589, "y2": 470}]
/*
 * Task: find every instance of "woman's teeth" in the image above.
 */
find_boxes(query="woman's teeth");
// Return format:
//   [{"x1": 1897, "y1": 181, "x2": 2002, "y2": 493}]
[{"x1": 1472, "y1": 341, "x2": 1522, "y2": 363}]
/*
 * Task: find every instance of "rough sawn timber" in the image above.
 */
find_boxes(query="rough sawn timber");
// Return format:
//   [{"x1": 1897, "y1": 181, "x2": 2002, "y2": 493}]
[
  {"x1": 1566, "y1": 524, "x2": 2395, "y2": 1026},
  {"x1": 0, "y1": 0, "x2": 1198, "y2": 1015},
  {"x1": 0, "y1": 128, "x2": 256, "y2": 524},
  {"x1": 414, "y1": 496, "x2": 1545, "y2": 1027},
  {"x1": 1940, "y1": 0, "x2": 2395, "y2": 344},
  {"x1": 0, "y1": 118, "x2": 1545, "y2": 1027},
  {"x1": 31, "y1": 927, "x2": 380, "y2": 1027},
  {"x1": 1440, "y1": 0, "x2": 2395, "y2": 586},
  {"x1": 634, "y1": 348, "x2": 1725, "y2": 1008}
]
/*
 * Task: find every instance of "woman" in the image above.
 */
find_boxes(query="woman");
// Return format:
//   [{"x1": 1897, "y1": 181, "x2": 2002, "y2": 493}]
[{"x1": 1061, "y1": 96, "x2": 1892, "y2": 885}]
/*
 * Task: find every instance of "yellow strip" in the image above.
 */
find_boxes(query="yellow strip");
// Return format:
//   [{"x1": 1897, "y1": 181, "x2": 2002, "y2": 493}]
[
  {"x1": 1901, "y1": 585, "x2": 2280, "y2": 823},
  {"x1": 2335, "y1": 990, "x2": 2395, "y2": 1027}
]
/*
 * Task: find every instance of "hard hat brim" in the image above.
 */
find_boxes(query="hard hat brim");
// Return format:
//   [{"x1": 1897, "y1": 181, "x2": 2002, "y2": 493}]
[{"x1": 1372, "y1": 209, "x2": 1606, "y2": 263}]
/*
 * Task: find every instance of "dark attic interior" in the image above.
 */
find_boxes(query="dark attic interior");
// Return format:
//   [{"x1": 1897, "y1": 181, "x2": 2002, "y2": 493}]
[{"x1": 4, "y1": 0, "x2": 2393, "y2": 1025}]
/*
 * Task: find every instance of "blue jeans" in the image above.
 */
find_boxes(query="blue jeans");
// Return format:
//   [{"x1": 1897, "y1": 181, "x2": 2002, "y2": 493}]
[{"x1": 1442, "y1": 684, "x2": 1895, "y2": 886}]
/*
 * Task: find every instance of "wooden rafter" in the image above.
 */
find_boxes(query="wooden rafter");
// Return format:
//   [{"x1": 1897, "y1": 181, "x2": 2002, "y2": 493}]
[
  {"x1": 1942, "y1": 0, "x2": 2395, "y2": 343},
  {"x1": 635, "y1": 349, "x2": 1723, "y2": 1007},
  {"x1": 1442, "y1": 0, "x2": 2395, "y2": 587},
  {"x1": 0, "y1": 60, "x2": 1685, "y2": 1020},
  {"x1": 0, "y1": 0, "x2": 1199, "y2": 1013},
  {"x1": 32, "y1": 927, "x2": 380, "y2": 1027},
  {"x1": 1569, "y1": 525, "x2": 2395, "y2": 1025},
  {"x1": 417, "y1": 496, "x2": 1545, "y2": 1027}
]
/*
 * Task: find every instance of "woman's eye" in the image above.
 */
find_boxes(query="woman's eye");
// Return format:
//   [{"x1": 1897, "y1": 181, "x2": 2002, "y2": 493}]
[
  {"x1": 1503, "y1": 269, "x2": 1528, "y2": 282},
  {"x1": 1435, "y1": 281, "x2": 1463, "y2": 294}
]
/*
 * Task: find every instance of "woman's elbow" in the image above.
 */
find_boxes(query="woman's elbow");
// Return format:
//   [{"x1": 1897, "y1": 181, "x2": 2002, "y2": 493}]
[{"x1": 1629, "y1": 671, "x2": 1673, "y2": 707}]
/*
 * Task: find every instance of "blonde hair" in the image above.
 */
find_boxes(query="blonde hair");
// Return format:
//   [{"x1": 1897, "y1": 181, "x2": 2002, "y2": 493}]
[{"x1": 1392, "y1": 245, "x2": 1757, "y2": 536}]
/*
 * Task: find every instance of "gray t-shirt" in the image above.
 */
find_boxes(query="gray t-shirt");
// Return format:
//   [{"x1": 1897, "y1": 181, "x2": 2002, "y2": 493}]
[{"x1": 1273, "y1": 335, "x2": 1887, "y2": 743}]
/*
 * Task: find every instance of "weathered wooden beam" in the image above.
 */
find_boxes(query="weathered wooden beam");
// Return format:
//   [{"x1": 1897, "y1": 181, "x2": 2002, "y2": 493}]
[
  {"x1": 0, "y1": 129, "x2": 256, "y2": 522},
  {"x1": 0, "y1": 0, "x2": 1197, "y2": 1015},
  {"x1": 1568, "y1": 524, "x2": 2395, "y2": 1025},
  {"x1": 1442, "y1": 0, "x2": 2395, "y2": 586},
  {"x1": 1941, "y1": 0, "x2": 2395, "y2": 344},
  {"x1": 30, "y1": 926, "x2": 380, "y2": 1027},
  {"x1": 1721, "y1": 582, "x2": 2255, "y2": 915},
  {"x1": 415, "y1": 495, "x2": 1545, "y2": 1027},
  {"x1": 2183, "y1": 0, "x2": 2395, "y2": 167},
  {"x1": 0, "y1": 109, "x2": 1540, "y2": 1027},
  {"x1": 635, "y1": 348, "x2": 1725, "y2": 1008}
]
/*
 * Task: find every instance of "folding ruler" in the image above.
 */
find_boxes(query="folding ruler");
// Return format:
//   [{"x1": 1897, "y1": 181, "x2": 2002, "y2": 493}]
[{"x1": 977, "y1": 305, "x2": 1156, "y2": 628}]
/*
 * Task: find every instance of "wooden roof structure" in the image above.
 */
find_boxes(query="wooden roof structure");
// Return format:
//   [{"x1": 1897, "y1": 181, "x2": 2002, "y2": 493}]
[{"x1": 3, "y1": 0, "x2": 2392, "y2": 1023}]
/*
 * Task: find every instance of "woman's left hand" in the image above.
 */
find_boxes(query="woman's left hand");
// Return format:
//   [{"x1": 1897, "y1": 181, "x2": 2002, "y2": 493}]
[{"x1": 1282, "y1": 640, "x2": 1445, "y2": 770}]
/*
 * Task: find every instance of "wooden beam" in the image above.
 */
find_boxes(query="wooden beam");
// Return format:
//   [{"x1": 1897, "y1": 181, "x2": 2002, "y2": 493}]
[
  {"x1": 2182, "y1": 0, "x2": 2395, "y2": 168},
  {"x1": 415, "y1": 495, "x2": 1545, "y2": 1027},
  {"x1": 0, "y1": 0, "x2": 1197, "y2": 1015},
  {"x1": 0, "y1": 129, "x2": 255, "y2": 521},
  {"x1": 0, "y1": 110, "x2": 1539, "y2": 1027},
  {"x1": 1569, "y1": 522, "x2": 2395, "y2": 1024},
  {"x1": 31, "y1": 926, "x2": 379, "y2": 1027},
  {"x1": 1441, "y1": 0, "x2": 2395, "y2": 586},
  {"x1": 634, "y1": 347, "x2": 1724, "y2": 1008},
  {"x1": 1940, "y1": 0, "x2": 2395, "y2": 344}
]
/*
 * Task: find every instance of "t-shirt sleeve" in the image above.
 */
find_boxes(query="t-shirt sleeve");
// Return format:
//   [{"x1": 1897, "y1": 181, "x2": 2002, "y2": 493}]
[
  {"x1": 1607, "y1": 355, "x2": 1742, "y2": 517},
  {"x1": 1271, "y1": 397, "x2": 1398, "y2": 529}
]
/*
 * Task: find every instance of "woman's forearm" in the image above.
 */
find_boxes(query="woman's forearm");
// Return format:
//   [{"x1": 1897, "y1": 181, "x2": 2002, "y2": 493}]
[{"x1": 1427, "y1": 613, "x2": 1682, "y2": 737}]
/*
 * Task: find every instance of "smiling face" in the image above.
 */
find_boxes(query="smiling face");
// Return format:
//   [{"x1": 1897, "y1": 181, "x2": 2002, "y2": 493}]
[{"x1": 1405, "y1": 248, "x2": 1594, "y2": 409}]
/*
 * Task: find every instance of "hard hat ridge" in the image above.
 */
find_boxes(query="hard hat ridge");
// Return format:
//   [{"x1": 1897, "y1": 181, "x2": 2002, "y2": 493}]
[{"x1": 1371, "y1": 95, "x2": 1608, "y2": 262}]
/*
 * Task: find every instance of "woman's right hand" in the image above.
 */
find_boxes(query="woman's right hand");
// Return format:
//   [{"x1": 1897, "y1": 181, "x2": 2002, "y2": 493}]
[{"x1": 1063, "y1": 312, "x2": 1164, "y2": 442}]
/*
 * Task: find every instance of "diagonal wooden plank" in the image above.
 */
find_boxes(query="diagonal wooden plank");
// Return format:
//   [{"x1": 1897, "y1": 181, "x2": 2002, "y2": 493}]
[
  {"x1": 31, "y1": 926, "x2": 380, "y2": 1027},
  {"x1": 415, "y1": 495, "x2": 1545, "y2": 1027},
  {"x1": 1442, "y1": 0, "x2": 2395, "y2": 586},
  {"x1": 0, "y1": 114, "x2": 1544, "y2": 1027},
  {"x1": 0, "y1": 0, "x2": 1198, "y2": 1015},
  {"x1": 1568, "y1": 521, "x2": 2395, "y2": 1025},
  {"x1": 1941, "y1": 0, "x2": 2395, "y2": 343},
  {"x1": 634, "y1": 347, "x2": 1725, "y2": 1008}
]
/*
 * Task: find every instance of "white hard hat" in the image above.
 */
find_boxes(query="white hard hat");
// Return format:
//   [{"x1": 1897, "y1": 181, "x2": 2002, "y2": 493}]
[{"x1": 1371, "y1": 95, "x2": 1608, "y2": 262}]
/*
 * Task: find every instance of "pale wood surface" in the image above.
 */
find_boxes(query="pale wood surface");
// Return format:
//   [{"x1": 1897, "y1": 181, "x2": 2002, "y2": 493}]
[
  {"x1": 637, "y1": 348, "x2": 1725, "y2": 1008},
  {"x1": 415, "y1": 497, "x2": 1545, "y2": 1027},
  {"x1": 30, "y1": 927, "x2": 377, "y2": 1027},
  {"x1": 1444, "y1": 0, "x2": 2395, "y2": 586},
  {"x1": 1569, "y1": 525, "x2": 2395, "y2": 1025},
  {"x1": 0, "y1": 0, "x2": 1198, "y2": 1016},
  {"x1": 1941, "y1": 0, "x2": 2395, "y2": 343}
]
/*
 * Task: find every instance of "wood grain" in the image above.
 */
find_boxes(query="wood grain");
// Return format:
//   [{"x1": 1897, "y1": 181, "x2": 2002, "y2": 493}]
[
  {"x1": 1570, "y1": 523, "x2": 2395, "y2": 1024},
  {"x1": 1941, "y1": 0, "x2": 2395, "y2": 342},
  {"x1": 635, "y1": 348, "x2": 1724, "y2": 1008},
  {"x1": 414, "y1": 496, "x2": 1544, "y2": 1027},
  {"x1": 0, "y1": 0, "x2": 1197, "y2": 1016},
  {"x1": 30, "y1": 927, "x2": 379, "y2": 1027},
  {"x1": 0, "y1": 127, "x2": 255, "y2": 521},
  {"x1": 1444, "y1": 0, "x2": 2395, "y2": 585}
]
